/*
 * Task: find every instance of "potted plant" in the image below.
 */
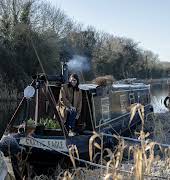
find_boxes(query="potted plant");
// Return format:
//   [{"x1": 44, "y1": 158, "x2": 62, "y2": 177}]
[{"x1": 26, "y1": 119, "x2": 36, "y2": 135}]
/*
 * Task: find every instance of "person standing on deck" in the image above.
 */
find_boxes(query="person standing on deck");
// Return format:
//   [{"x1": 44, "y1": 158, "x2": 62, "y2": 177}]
[{"x1": 58, "y1": 74, "x2": 82, "y2": 136}]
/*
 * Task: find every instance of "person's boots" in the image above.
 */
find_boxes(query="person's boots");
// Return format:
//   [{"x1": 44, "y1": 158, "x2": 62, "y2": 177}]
[{"x1": 68, "y1": 129, "x2": 76, "y2": 137}]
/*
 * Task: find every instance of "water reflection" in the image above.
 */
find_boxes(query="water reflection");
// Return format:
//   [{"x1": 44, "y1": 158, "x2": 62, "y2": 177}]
[{"x1": 151, "y1": 84, "x2": 169, "y2": 113}]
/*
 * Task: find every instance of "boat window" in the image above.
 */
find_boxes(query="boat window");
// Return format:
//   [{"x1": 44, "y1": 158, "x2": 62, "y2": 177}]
[
  {"x1": 129, "y1": 93, "x2": 135, "y2": 104},
  {"x1": 101, "y1": 97, "x2": 110, "y2": 122},
  {"x1": 120, "y1": 94, "x2": 127, "y2": 113},
  {"x1": 139, "y1": 90, "x2": 150, "y2": 105}
]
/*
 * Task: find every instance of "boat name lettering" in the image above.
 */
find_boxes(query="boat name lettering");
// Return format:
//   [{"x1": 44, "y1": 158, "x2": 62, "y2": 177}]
[
  {"x1": 47, "y1": 140, "x2": 64, "y2": 149},
  {"x1": 19, "y1": 137, "x2": 68, "y2": 152},
  {"x1": 26, "y1": 138, "x2": 45, "y2": 147}
]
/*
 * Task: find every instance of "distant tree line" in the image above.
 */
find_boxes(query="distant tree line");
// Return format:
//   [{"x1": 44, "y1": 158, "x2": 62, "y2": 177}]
[{"x1": 0, "y1": 0, "x2": 169, "y2": 93}]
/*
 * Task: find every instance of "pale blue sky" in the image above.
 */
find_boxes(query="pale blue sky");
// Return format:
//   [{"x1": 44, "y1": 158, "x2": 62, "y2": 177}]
[{"x1": 48, "y1": 0, "x2": 170, "y2": 62}]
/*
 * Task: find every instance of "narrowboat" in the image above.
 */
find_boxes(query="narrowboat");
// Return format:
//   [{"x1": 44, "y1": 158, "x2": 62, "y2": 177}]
[{"x1": 0, "y1": 63, "x2": 153, "y2": 177}]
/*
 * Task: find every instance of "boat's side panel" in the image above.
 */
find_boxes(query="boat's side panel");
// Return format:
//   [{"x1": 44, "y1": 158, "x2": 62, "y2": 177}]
[{"x1": 91, "y1": 85, "x2": 152, "y2": 133}]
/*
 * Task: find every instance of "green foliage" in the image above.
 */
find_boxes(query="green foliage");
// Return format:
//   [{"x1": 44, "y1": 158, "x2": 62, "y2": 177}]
[
  {"x1": 40, "y1": 118, "x2": 60, "y2": 129},
  {"x1": 27, "y1": 118, "x2": 36, "y2": 127},
  {"x1": 26, "y1": 118, "x2": 60, "y2": 129}
]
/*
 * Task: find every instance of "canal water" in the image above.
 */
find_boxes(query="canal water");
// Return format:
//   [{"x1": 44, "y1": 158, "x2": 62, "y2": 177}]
[{"x1": 151, "y1": 83, "x2": 169, "y2": 113}]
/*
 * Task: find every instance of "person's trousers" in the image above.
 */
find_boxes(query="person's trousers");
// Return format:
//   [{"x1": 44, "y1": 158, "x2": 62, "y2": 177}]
[{"x1": 66, "y1": 110, "x2": 77, "y2": 130}]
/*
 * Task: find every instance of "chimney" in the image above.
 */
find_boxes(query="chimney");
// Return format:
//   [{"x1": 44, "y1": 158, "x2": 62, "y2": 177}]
[{"x1": 61, "y1": 62, "x2": 68, "y2": 83}]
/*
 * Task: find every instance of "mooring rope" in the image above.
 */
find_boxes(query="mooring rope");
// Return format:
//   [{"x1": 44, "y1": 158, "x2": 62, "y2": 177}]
[{"x1": 101, "y1": 132, "x2": 170, "y2": 148}]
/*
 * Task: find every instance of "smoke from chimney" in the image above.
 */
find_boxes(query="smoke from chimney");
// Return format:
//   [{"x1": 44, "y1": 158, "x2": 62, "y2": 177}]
[{"x1": 67, "y1": 55, "x2": 90, "y2": 72}]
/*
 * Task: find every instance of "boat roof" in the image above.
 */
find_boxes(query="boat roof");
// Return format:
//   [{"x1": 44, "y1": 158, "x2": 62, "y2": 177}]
[
  {"x1": 79, "y1": 82, "x2": 150, "y2": 91},
  {"x1": 79, "y1": 84, "x2": 98, "y2": 90},
  {"x1": 113, "y1": 83, "x2": 150, "y2": 89}
]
